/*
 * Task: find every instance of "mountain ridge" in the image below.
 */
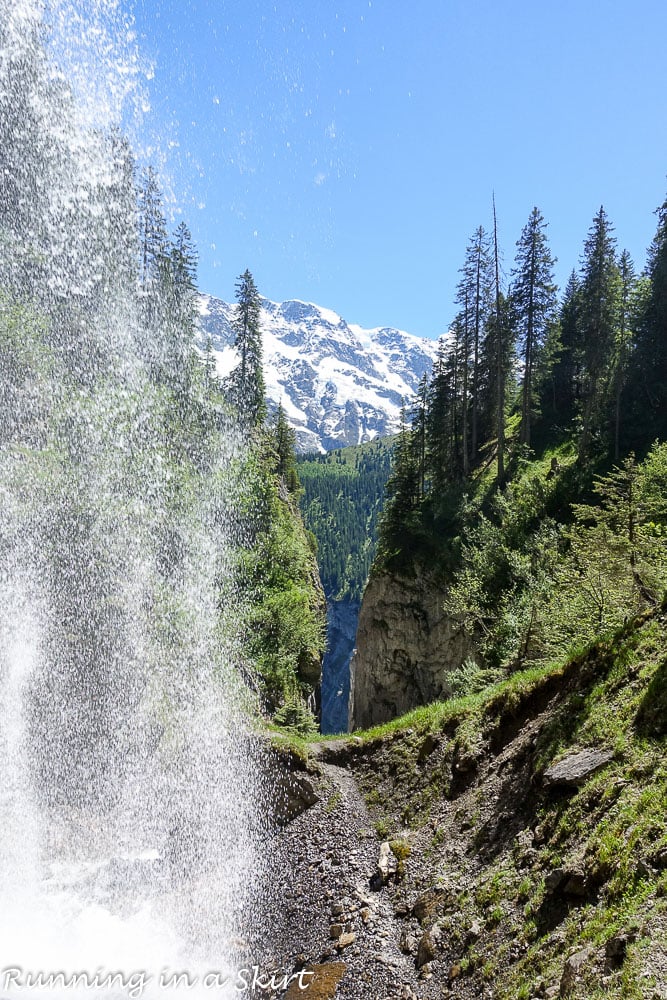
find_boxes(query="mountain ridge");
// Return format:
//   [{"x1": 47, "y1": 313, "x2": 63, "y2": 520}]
[{"x1": 197, "y1": 293, "x2": 439, "y2": 452}]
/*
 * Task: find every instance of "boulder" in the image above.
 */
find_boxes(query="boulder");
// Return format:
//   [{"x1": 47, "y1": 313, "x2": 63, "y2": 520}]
[
  {"x1": 271, "y1": 771, "x2": 319, "y2": 825},
  {"x1": 560, "y1": 947, "x2": 594, "y2": 996},
  {"x1": 416, "y1": 930, "x2": 438, "y2": 969},
  {"x1": 371, "y1": 841, "x2": 397, "y2": 888},
  {"x1": 543, "y1": 749, "x2": 614, "y2": 789}
]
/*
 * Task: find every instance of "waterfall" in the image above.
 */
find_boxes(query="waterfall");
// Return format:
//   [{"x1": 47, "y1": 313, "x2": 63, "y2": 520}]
[{"x1": 0, "y1": 1, "x2": 265, "y2": 995}]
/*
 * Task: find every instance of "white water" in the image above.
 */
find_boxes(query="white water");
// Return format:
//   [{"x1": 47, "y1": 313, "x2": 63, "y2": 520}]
[{"x1": 0, "y1": 1, "x2": 265, "y2": 995}]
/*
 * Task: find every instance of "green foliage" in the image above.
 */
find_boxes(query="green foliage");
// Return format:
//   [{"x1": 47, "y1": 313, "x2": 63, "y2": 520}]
[
  {"x1": 238, "y1": 448, "x2": 326, "y2": 711},
  {"x1": 298, "y1": 438, "x2": 392, "y2": 600},
  {"x1": 224, "y1": 269, "x2": 266, "y2": 428},
  {"x1": 271, "y1": 402, "x2": 300, "y2": 494},
  {"x1": 447, "y1": 658, "x2": 504, "y2": 698},
  {"x1": 273, "y1": 696, "x2": 318, "y2": 736}
]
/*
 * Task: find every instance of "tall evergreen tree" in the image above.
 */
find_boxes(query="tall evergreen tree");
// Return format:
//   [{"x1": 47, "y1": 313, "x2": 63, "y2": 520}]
[
  {"x1": 545, "y1": 270, "x2": 581, "y2": 433},
  {"x1": 378, "y1": 407, "x2": 420, "y2": 557},
  {"x1": 456, "y1": 227, "x2": 494, "y2": 466},
  {"x1": 273, "y1": 402, "x2": 300, "y2": 494},
  {"x1": 511, "y1": 207, "x2": 558, "y2": 449},
  {"x1": 410, "y1": 373, "x2": 429, "y2": 500},
  {"x1": 612, "y1": 250, "x2": 637, "y2": 460},
  {"x1": 137, "y1": 166, "x2": 168, "y2": 285},
  {"x1": 426, "y1": 337, "x2": 459, "y2": 489},
  {"x1": 577, "y1": 207, "x2": 620, "y2": 459},
  {"x1": 225, "y1": 269, "x2": 266, "y2": 427},
  {"x1": 490, "y1": 195, "x2": 510, "y2": 481},
  {"x1": 170, "y1": 222, "x2": 199, "y2": 295},
  {"x1": 630, "y1": 193, "x2": 667, "y2": 443}
]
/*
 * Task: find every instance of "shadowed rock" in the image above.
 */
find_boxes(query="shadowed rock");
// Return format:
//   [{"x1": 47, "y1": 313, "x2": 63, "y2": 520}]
[{"x1": 543, "y1": 749, "x2": 614, "y2": 788}]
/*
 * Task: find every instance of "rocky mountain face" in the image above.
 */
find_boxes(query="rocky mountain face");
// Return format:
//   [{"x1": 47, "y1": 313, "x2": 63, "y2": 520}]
[
  {"x1": 348, "y1": 568, "x2": 474, "y2": 731},
  {"x1": 197, "y1": 295, "x2": 438, "y2": 453}
]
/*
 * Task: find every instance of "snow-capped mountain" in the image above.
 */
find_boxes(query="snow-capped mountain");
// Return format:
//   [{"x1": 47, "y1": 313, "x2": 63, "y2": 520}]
[{"x1": 198, "y1": 294, "x2": 439, "y2": 453}]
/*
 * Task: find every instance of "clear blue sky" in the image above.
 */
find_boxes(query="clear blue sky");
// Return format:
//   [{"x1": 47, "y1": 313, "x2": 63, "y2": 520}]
[{"x1": 130, "y1": 0, "x2": 667, "y2": 339}]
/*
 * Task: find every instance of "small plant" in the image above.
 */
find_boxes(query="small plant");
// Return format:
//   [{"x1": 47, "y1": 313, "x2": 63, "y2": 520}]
[
  {"x1": 517, "y1": 876, "x2": 532, "y2": 902},
  {"x1": 448, "y1": 658, "x2": 505, "y2": 698},
  {"x1": 389, "y1": 837, "x2": 412, "y2": 878},
  {"x1": 273, "y1": 696, "x2": 318, "y2": 736},
  {"x1": 375, "y1": 816, "x2": 390, "y2": 839},
  {"x1": 324, "y1": 790, "x2": 341, "y2": 814}
]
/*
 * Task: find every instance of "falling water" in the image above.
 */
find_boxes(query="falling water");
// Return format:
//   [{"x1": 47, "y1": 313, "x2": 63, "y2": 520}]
[{"x1": 0, "y1": 0, "x2": 265, "y2": 995}]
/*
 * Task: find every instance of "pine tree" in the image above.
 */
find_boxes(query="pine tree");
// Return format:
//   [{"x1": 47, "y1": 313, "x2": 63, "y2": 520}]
[
  {"x1": 170, "y1": 221, "x2": 199, "y2": 295},
  {"x1": 577, "y1": 207, "x2": 620, "y2": 459},
  {"x1": 612, "y1": 250, "x2": 637, "y2": 460},
  {"x1": 630, "y1": 193, "x2": 667, "y2": 443},
  {"x1": 456, "y1": 227, "x2": 494, "y2": 466},
  {"x1": 137, "y1": 166, "x2": 168, "y2": 285},
  {"x1": 273, "y1": 402, "x2": 300, "y2": 493},
  {"x1": 426, "y1": 337, "x2": 458, "y2": 489},
  {"x1": 511, "y1": 207, "x2": 558, "y2": 449},
  {"x1": 489, "y1": 195, "x2": 511, "y2": 482},
  {"x1": 410, "y1": 373, "x2": 429, "y2": 500},
  {"x1": 225, "y1": 269, "x2": 266, "y2": 427},
  {"x1": 378, "y1": 408, "x2": 420, "y2": 556},
  {"x1": 544, "y1": 271, "x2": 581, "y2": 433}
]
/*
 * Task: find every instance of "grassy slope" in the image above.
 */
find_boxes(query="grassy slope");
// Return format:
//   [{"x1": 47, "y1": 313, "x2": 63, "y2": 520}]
[{"x1": 298, "y1": 602, "x2": 667, "y2": 998}]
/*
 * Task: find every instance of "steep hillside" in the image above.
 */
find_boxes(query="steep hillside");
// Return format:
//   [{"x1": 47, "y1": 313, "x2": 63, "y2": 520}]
[
  {"x1": 197, "y1": 295, "x2": 438, "y2": 452},
  {"x1": 351, "y1": 436, "x2": 667, "y2": 731},
  {"x1": 267, "y1": 603, "x2": 667, "y2": 999}
]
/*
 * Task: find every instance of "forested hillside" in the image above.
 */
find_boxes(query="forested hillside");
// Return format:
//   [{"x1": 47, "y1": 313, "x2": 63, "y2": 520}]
[
  {"x1": 352, "y1": 197, "x2": 667, "y2": 725},
  {"x1": 298, "y1": 439, "x2": 393, "y2": 602}
]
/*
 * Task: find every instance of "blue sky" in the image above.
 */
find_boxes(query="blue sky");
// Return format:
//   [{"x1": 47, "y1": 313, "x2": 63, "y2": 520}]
[{"x1": 130, "y1": 0, "x2": 667, "y2": 339}]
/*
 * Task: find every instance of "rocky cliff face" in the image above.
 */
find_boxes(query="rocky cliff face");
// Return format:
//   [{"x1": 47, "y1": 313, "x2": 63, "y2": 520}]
[{"x1": 348, "y1": 568, "x2": 474, "y2": 731}]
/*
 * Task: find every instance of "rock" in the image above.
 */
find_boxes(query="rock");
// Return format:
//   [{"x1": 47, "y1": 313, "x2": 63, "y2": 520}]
[
  {"x1": 270, "y1": 768, "x2": 320, "y2": 825},
  {"x1": 545, "y1": 866, "x2": 592, "y2": 898},
  {"x1": 649, "y1": 847, "x2": 667, "y2": 870},
  {"x1": 605, "y1": 934, "x2": 630, "y2": 970},
  {"x1": 560, "y1": 947, "x2": 594, "y2": 996},
  {"x1": 416, "y1": 930, "x2": 438, "y2": 968},
  {"x1": 284, "y1": 963, "x2": 346, "y2": 999},
  {"x1": 329, "y1": 923, "x2": 344, "y2": 939},
  {"x1": 372, "y1": 841, "x2": 397, "y2": 888},
  {"x1": 545, "y1": 868, "x2": 567, "y2": 892},
  {"x1": 543, "y1": 749, "x2": 614, "y2": 789},
  {"x1": 417, "y1": 733, "x2": 439, "y2": 763},
  {"x1": 399, "y1": 931, "x2": 419, "y2": 955},
  {"x1": 336, "y1": 932, "x2": 356, "y2": 951},
  {"x1": 412, "y1": 885, "x2": 448, "y2": 921},
  {"x1": 467, "y1": 918, "x2": 483, "y2": 941},
  {"x1": 562, "y1": 869, "x2": 590, "y2": 897},
  {"x1": 349, "y1": 569, "x2": 476, "y2": 729}
]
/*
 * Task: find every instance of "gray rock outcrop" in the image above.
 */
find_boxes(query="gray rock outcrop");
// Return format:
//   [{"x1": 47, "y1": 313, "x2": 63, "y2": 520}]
[
  {"x1": 348, "y1": 568, "x2": 474, "y2": 731},
  {"x1": 543, "y1": 748, "x2": 614, "y2": 788}
]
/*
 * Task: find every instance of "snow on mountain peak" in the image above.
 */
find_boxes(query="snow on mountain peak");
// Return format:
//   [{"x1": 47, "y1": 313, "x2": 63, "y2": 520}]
[{"x1": 197, "y1": 293, "x2": 439, "y2": 452}]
